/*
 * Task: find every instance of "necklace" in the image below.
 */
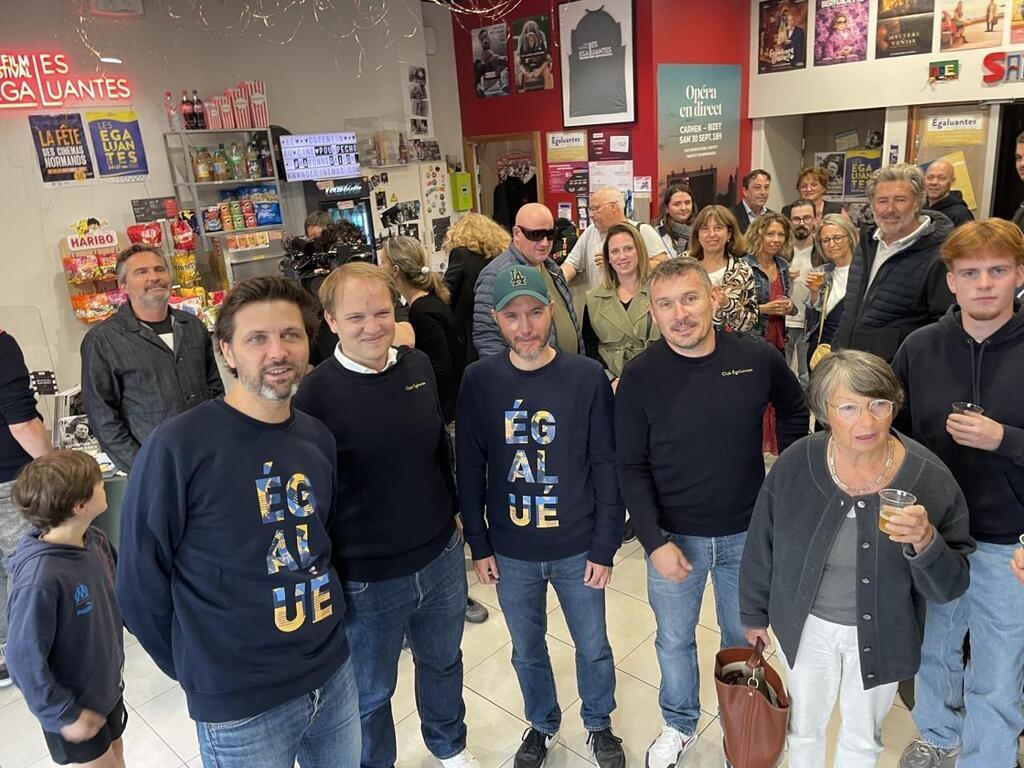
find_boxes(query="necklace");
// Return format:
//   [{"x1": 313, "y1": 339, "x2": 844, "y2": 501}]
[{"x1": 827, "y1": 436, "x2": 894, "y2": 495}]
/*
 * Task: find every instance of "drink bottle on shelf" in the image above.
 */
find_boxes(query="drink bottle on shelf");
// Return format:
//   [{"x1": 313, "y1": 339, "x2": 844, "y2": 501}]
[
  {"x1": 212, "y1": 144, "x2": 230, "y2": 182},
  {"x1": 181, "y1": 90, "x2": 195, "y2": 130},
  {"x1": 191, "y1": 90, "x2": 207, "y2": 130},
  {"x1": 228, "y1": 142, "x2": 244, "y2": 180},
  {"x1": 259, "y1": 137, "x2": 274, "y2": 178},
  {"x1": 192, "y1": 146, "x2": 213, "y2": 182},
  {"x1": 245, "y1": 141, "x2": 262, "y2": 179},
  {"x1": 164, "y1": 91, "x2": 182, "y2": 132}
]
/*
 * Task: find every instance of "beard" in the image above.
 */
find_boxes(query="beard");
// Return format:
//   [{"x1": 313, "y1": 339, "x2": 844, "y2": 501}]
[
  {"x1": 794, "y1": 225, "x2": 810, "y2": 240},
  {"x1": 239, "y1": 364, "x2": 302, "y2": 402}
]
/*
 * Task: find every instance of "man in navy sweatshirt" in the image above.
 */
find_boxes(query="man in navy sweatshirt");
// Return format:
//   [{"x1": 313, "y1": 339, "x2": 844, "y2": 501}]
[
  {"x1": 457, "y1": 264, "x2": 625, "y2": 768},
  {"x1": 116, "y1": 277, "x2": 359, "y2": 768},
  {"x1": 614, "y1": 257, "x2": 807, "y2": 767},
  {"x1": 892, "y1": 219, "x2": 1024, "y2": 768},
  {"x1": 293, "y1": 262, "x2": 475, "y2": 768}
]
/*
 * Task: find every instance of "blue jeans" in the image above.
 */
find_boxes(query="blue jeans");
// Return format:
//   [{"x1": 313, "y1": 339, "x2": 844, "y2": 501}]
[
  {"x1": 647, "y1": 530, "x2": 747, "y2": 736},
  {"x1": 196, "y1": 657, "x2": 360, "y2": 768},
  {"x1": 343, "y1": 530, "x2": 467, "y2": 768},
  {"x1": 494, "y1": 551, "x2": 616, "y2": 734},
  {"x1": 912, "y1": 540, "x2": 1024, "y2": 767}
]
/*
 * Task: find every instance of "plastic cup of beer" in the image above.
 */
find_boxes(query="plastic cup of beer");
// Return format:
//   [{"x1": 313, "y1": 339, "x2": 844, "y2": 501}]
[
  {"x1": 879, "y1": 488, "x2": 917, "y2": 535},
  {"x1": 952, "y1": 402, "x2": 984, "y2": 415},
  {"x1": 788, "y1": 265, "x2": 801, "y2": 280}
]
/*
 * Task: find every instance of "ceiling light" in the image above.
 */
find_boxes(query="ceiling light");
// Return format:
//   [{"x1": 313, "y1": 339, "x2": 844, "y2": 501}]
[{"x1": 99, "y1": 56, "x2": 122, "y2": 64}]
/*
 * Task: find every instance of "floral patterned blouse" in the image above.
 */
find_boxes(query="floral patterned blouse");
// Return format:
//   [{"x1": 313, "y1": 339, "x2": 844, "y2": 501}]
[{"x1": 683, "y1": 252, "x2": 759, "y2": 333}]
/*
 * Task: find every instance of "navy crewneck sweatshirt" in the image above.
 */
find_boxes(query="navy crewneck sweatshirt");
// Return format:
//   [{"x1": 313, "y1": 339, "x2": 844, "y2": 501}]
[
  {"x1": 456, "y1": 350, "x2": 624, "y2": 566},
  {"x1": 293, "y1": 347, "x2": 456, "y2": 581},
  {"x1": 117, "y1": 399, "x2": 349, "y2": 724},
  {"x1": 615, "y1": 333, "x2": 807, "y2": 553}
]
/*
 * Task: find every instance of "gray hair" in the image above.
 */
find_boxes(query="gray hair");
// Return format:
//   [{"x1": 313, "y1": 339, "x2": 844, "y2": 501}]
[
  {"x1": 592, "y1": 185, "x2": 625, "y2": 210},
  {"x1": 806, "y1": 349, "x2": 905, "y2": 426},
  {"x1": 815, "y1": 214, "x2": 858, "y2": 251},
  {"x1": 865, "y1": 163, "x2": 925, "y2": 210},
  {"x1": 115, "y1": 243, "x2": 167, "y2": 286},
  {"x1": 648, "y1": 255, "x2": 712, "y2": 296}
]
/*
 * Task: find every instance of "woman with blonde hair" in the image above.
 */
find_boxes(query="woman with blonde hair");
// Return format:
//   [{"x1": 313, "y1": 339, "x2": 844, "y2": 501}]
[
  {"x1": 443, "y1": 213, "x2": 512, "y2": 365},
  {"x1": 381, "y1": 236, "x2": 460, "y2": 422},
  {"x1": 686, "y1": 205, "x2": 758, "y2": 332}
]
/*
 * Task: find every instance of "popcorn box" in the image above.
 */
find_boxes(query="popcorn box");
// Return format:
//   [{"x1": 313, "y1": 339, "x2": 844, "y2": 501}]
[
  {"x1": 241, "y1": 79, "x2": 269, "y2": 128},
  {"x1": 206, "y1": 98, "x2": 222, "y2": 130},
  {"x1": 217, "y1": 95, "x2": 236, "y2": 129},
  {"x1": 229, "y1": 87, "x2": 250, "y2": 129}
]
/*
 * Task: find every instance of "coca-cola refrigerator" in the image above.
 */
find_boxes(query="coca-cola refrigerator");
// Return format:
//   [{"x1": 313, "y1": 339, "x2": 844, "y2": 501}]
[{"x1": 302, "y1": 178, "x2": 377, "y2": 264}]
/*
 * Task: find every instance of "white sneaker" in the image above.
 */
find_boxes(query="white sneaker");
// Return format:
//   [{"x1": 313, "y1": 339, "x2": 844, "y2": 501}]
[
  {"x1": 439, "y1": 749, "x2": 480, "y2": 768},
  {"x1": 646, "y1": 724, "x2": 697, "y2": 768}
]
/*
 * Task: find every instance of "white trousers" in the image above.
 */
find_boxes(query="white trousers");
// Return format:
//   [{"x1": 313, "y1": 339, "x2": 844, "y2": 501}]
[{"x1": 777, "y1": 614, "x2": 898, "y2": 768}]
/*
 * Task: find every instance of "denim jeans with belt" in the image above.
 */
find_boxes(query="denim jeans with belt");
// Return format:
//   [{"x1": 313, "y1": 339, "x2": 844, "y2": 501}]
[
  {"x1": 196, "y1": 656, "x2": 360, "y2": 768},
  {"x1": 647, "y1": 530, "x2": 747, "y2": 736},
  {"x1": 343, "y1": 530, "x2": 468, "y2": 768},
  {"x1": 912, "y1": 540, "x2": 1024, "y2": 767},
  {"x1": 494, "y1": 550, "x2": 616, "y2": 734}
]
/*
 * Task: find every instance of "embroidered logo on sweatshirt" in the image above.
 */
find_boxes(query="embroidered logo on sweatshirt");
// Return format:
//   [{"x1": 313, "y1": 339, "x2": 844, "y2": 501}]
[
  {"x1": 405, "y1": 381, "x2": 427, "y2": 391},
  {"x1": 74, "y1": 583, "x2": 93, "y2": 616},
  {"x1": 721, "y1": 368, "x2": 754, "y2": 377}
]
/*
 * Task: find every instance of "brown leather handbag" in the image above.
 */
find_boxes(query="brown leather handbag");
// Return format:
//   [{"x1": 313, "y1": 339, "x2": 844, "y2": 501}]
[{"x1": 714, "y1": 638, "x2": 790, "y2": 768}]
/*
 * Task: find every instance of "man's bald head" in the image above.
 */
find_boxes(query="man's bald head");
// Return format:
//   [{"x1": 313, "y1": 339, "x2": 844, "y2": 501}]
[
  {"x1": 589, "y1": 186, "x2": 627, "y2": 232},
  {"x1": 924, "y1": 159, "x2": 956, "y2": 204},
  {"x1": 512, "y1": 203, "x2": 555, "y2": 265}
]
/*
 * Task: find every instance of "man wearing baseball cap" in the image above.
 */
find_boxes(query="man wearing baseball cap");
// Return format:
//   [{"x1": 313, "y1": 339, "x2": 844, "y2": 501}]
[{"x1": 456, "y1": 264, "x2": 625, "y2": 768}]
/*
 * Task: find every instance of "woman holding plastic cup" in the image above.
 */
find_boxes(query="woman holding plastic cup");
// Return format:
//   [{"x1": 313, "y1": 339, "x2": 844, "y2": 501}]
[
  {"x1": 803, "y1": 213, "x2": 857, "y2": 371},
  {"x1": 740, "y1": 349, "x2": 974, "y2": 768}
]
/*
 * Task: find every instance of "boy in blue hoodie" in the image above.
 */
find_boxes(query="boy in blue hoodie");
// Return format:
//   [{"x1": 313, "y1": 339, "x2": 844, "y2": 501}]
[{"x1": 5, "y1": 450, "x2": 125, "y2": 767}]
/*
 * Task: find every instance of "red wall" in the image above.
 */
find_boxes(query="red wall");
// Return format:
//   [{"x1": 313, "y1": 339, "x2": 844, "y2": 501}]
[{"x1": 452, "y1": 0, "x2": 752, "y2": 220}]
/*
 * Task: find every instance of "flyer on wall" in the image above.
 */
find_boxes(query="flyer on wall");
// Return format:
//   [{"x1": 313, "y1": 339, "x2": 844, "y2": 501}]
[
  {"x1": 876, "y1": 0, "x2": 935, "y2": 58},
  {"x1": 815, "y1": 151, "x2": 847, "y2": 200},
  {"x1": 757, "y1": 0, "x2": 809, "y2": 73},
  {"x1": 1013, "y1": 0, "x2": 1024, "y2": 42},
  {"x1": 29, "y1": 113, "x2": 95, "y2": 186},
  {"x1": 512, "y1": 14, "x2": 554, "y2": 92},
  {"x1": 814, "y1": 0, "x2": 869, "y2": 66},
  {"x1": 472, "y1": 23, "x2": 510, "y2": 98},
  {"x1": 656, "y1": 64, "x2": 740, "y2": 208},
  {"x1": 844, "y1": 149, "x2": 882, "y2": 199},
  {"x1": 85, "y1": 110, "x2": 149, "y2": 181},
  {"x1": 937, "y1": 0, "x2": 1004, "y2": 52}
]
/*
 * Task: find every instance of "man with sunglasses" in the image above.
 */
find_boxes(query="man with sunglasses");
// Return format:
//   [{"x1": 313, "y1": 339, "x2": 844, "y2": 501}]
[
  {"x1": 892, "y1": 219, "x2": 1024, "y2": 768},
  {"x1": 562, "y1": 187, "x2": 668, "y2": 305},
  {"x1": 473, "y1": 203, "x2": 583, "y2": 359}
]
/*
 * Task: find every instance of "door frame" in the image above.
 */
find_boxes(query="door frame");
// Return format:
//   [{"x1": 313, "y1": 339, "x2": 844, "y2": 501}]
[{"x1": 462, "y1": 131, "x2": 545, "y2": 214}]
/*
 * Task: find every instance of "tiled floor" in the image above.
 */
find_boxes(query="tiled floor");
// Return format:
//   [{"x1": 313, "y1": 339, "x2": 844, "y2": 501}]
[{"x1": 0, "y1": 541, "x2": 1004, "y2": 767}]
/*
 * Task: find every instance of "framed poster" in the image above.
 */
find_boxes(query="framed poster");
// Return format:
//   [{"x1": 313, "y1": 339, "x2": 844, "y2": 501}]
[
  {"x1": 937, "y1": 0, "x2": 1003, "y2": 52},
  {"x1": 29, "y1": 113, "x2": 95, "y2": 187},
  {"x1": 757, "y1": 0, "x2": 809, "y2": 73},
  {"x1": 558, "y1": 0, "x2": 635, "y2": 127},
  {"x1": 512, "y1": 14, "x2": 555, "y2": 92},
  {"x1": 814, "y1": 0, "x2": 869, "y2": 66},
  {"x1": 86, "y1": 110, "x2": 149, "y2": 181},
  {"x1": 472, "y1": 24, "x2": 511, "y2": 98},
  {"x1": 876, "y1": 0, "x2": 934, "y2": 58}
]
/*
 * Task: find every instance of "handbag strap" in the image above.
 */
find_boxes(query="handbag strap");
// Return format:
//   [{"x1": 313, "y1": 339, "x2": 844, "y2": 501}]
[
  {"x1": 816, "y1": 280, "x2": 831, "y2": 346},
  {"x1": 746, "y1": 637, "x2": 766, "y2": 672}
]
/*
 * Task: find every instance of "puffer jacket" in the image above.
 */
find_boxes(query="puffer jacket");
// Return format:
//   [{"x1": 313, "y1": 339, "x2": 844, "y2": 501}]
[
  {"x1": 471, "y1": 244, "x2": 583, "y2": 358},
  {"x1": 832, "y1": 212, "x2": 955, "y2": 362}
]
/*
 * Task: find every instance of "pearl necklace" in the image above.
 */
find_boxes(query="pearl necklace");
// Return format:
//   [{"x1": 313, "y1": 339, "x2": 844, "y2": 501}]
[{"x1": 827, "y1": 435, "x2": 894, "y2": 495}]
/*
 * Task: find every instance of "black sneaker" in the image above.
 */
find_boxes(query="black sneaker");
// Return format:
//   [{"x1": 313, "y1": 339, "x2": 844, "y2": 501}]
[
  {"x1": 465, "y1": 597, "x2": 489, "y2": 624},
  {"x1": 622, "y1": 518, "x2": 637, "y2": 544},
  {"x1": 587, "y1": 728, "x2": 625, "y2": 768},
  {"x1": 514, "y1": 727, "x2": 556, "y2": 768}
]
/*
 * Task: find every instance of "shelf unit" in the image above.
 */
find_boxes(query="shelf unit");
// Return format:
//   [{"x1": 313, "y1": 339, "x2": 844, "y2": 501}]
[{"x1": 163, "y1": 129, "x2": 286, "y2": 285}]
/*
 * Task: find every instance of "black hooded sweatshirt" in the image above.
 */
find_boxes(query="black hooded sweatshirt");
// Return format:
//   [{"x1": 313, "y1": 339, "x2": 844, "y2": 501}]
[
  {"x1": 927, "y1": 191, "x2": 974, "y2": 228},
  {"x1": 892, "y1": 305, "x2": 1024, "y2": 544}
]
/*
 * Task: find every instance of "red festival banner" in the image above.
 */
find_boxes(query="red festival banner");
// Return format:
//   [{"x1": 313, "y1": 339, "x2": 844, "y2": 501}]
[{"x1": 0, "y1": 52, "x2": 132, "y2": 111}]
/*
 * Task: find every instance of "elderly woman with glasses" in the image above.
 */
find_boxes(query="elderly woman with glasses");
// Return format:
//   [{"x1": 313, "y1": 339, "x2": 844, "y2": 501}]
[{"x1": 740, "y1": 350, "x2": 974, "y2": 768}]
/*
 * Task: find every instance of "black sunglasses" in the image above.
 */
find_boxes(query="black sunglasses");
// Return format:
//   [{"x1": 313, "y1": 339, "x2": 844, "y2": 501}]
[{"x1": 517, "y1": 226, "x2": 557, "y2": 242}]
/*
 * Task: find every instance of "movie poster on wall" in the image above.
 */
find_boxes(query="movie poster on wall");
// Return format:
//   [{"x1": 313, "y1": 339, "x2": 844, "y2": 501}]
[
  {"x1": 845, "y1": 149, "x2": 883, "y2": 199},
  {"x1": 758, "y1": 0, "x2": 809, "y2": 73},
  {"x1": 938, "y1": 0, "x2": 1004, "y2": 52},
  {"x1": 558, "y1": 0, "x2": 635, "y2": 127},
  {"x1": 814, "y1": 0, "x2": 869, "y2": 65},
  {"x1": 657, "y1": 64, "x2": 740, "y2": 207},
  {"x1": 85, "y1": 110, "x2": 149, "y2": 180},
  {"x1": 472, "y1": 23, "x2": 510, "y2": 98},
  {"x1": 512, "y1": 15, "x2": 554, "y2": 92},
  {"x1": 815, "y1": 151, "x2": 847, "y2": 200},
  {"x1": 29, "y1": 113, "x2": 94, "y2": 187},
  {"x1": 1013, "y1": 0, "x2": 1024, "y2": 42},
  {"x1": 876, "y1": 0, "x2": 935, "y2": 58}
]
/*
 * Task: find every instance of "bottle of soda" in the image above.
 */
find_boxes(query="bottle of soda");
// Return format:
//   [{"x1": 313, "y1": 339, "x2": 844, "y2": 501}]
[
  {"x1": 164, "y1": 91, "x2": 182, "y2": 132},
  {"x1": 259, "y1": 137, "x2": 274, "y2": 178},
  {"x1": 181, "y1": 90, "x2": 195, "y2": 130},
  {"x1": 192, "y1": 90, "x2": 207, "y2": 130},
  {"x1": 246, "y1": 140, "x2": 261, "y2": 179},
  {"x1": 228, "y1": 142, "x2": 244, "y2": 180},
  {"x1": 212, "y1": 144, "x2": 230, "y2": 182}
]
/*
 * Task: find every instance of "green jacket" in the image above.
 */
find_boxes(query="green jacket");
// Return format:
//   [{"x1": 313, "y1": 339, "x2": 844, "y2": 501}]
[{"x1": 584, "y1": 283, "x2": 660, "y2": 378}]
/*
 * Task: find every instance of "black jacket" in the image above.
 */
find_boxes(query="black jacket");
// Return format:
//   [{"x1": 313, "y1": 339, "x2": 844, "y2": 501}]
[
  {"x1": 80, "y1": 303, "x2": 223, "y2": 472},
  {"x1": 892, "y1": 305, "x2": 1024, "y2": 544},
  {"x1": 927, "y1": 190, "x2": 973, "y2": 228},
  {"x1": 444, "y1": 246, "x2": 489, "y2": 366},
  {"x1": 832, "y1": 212, "x2": 955, "y2": 362},
  {"x1": 729, "y1": 202, "x2": 753, "y2": 233}
]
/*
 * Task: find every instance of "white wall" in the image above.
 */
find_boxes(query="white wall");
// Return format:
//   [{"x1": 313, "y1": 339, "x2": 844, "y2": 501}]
[
  {"x1": 749, "y1": 0, "x2": 1024, "y2": 117},
  {"x1": 422, "y1": 2, "x2": 464, "y2": 163},
  {"x1": 751, "y1": 114, "x2": 805, "y2": 211},
  {"x1": 0, "y1": 0, "x2": 461, "y2": 389}
]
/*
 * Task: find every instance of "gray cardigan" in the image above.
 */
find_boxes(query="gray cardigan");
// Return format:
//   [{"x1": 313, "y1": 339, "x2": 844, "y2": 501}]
[{"x1": 740, "y1": 431, "x2": 974, "y2": 689}]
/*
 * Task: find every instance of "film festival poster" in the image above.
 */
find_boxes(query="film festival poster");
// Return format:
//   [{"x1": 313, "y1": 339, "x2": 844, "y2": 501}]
[
  {"x1": 876, "y1": 0, "x2": 935, "y2": 58},
  {"x1": 86, "y1": 110, "x2": 149, "y2": 180},
  {"x1": 472, "y1": 23, "x2": 511, "y2": 98},
  {"x1": 938, "y1": 0, "x2": 1005, "y2": 52},
  {"x1": 758, "y1": 0, "x2": 809, "y2": 74},
  {"x1": 815, "y1": 151, "x2": 847, "y2": 200},
  {"x1": 30, "y1": 113, "x2": 95, "y2": 186},
  {"x1": 512, "y1": 14, "x2": 554, "y2": 92},
  {"x1": 656, "y1": 64, "x2": 740, "y2": 207},
  {"x1": 844, "y1": 149, "x2": 882, "y2": 199},
  {"x1": 1014, "y1": 0, "x2": 1024, "y2": 43},
  {"x1": 814, "y1": 0, "x2": 869, "y2": 66}
]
